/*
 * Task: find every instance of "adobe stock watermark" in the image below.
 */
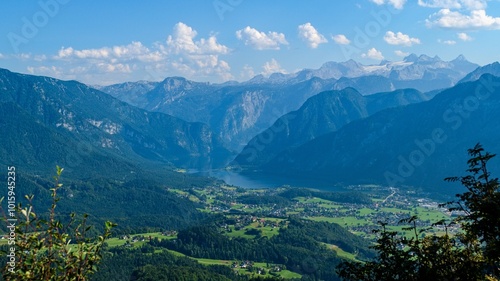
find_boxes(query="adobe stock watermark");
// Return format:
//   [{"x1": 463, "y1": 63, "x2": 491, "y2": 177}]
[
  {"x1": 338, "y1": 5, "x2": 400, "y2": 60},
  {"x1": 7, "y1": 0, "x2": 71, "y2": 53},
  {"x1": 6, "y1": 166, "x2": 17, "y2": 274},
  {"x1": 213, "y1": 0, "x2": 245, "y2": 21},
  {"x1": 384, "y1": 75, "x2": 500, "y2": 186}
]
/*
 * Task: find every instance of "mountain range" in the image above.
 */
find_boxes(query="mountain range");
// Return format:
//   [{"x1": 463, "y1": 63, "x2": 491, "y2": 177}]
[
  {"x1": 3, "y1": 56, "x2": 500, "y2": 194},
  {"x1": 275, "y1": 54, "x2": 477, "y2": 91},
  {"x1": 0, "y1": 68, "x2": 230, "y2": 179},
  {"x1": 248, "y1": 74, "x2": 500, "y2": 193},
  {"x1": 97, "y1": 54, "x2": 479, "y2": 151},
  {"x1": 98, "y1": 76, "x2": 338, "y2": 151},
  {"x1": 459, "y1": 61, "x2": 500, "y2": 83},
  {"x1": 233, "y1": 88, "x2": 434, "y2": 168}
]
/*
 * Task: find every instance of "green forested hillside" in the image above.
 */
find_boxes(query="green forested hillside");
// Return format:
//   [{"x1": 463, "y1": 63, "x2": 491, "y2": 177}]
[
  {"x1": 0, "y1": 68, "x2": 231, "y2": 177},
  {"x1": 262, "y1": 74, "x2": 500, "y2": 193},
  {"x1": 0, "y1": 170, "x2": 218, "y2": 234},
  {"x1": 147, "y1": 217, "x2": 374, "y2": 281}
]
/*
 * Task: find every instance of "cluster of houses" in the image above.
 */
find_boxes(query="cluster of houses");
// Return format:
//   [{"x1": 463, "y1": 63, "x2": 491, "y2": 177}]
[
  {"x1": 119, "y1": 235, "x2": 148, "y2": 245},
  {"x1": 231, "y1": 260, "x2": 285, "y2": 276},
  {"x1": 180, "y1": 185, "x2": 458, "y2": 241},
  {"x1": 218, "y1": 215, "x2": 286, "y2": 233},
  {"x1": 118, "y1": 231, "x2": 178, "y2": 246},
  {"x1": 162, "y1": 230, "x2": 177, "y2": 237}
]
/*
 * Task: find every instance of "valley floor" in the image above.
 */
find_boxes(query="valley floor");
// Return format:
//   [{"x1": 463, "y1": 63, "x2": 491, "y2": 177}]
[{"x1": 93, "y1": 184, "x2": 459, "y2": 280}]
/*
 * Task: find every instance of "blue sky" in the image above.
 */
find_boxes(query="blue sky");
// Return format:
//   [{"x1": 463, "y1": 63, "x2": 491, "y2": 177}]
[{"x1": 1, "y1": 0, "x2": 500, "y2": 85}]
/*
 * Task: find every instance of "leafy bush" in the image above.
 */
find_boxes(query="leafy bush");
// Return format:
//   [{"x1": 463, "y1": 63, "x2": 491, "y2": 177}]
[{"x1": 1, "y1": 166, "x2": 115, "y2": 280}]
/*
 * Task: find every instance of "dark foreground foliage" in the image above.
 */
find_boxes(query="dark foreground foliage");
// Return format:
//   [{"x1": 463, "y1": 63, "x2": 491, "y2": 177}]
[
  {"x1": 0, "y1": 167, "x2": 115, "y2": 280},
  {"x1": 337, "y1": 144, "x2": 500, "y2": 281}
]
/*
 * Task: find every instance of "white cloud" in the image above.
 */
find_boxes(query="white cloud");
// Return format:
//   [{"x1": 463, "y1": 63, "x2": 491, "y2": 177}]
[
  {"x1": 458, "y1": 32, "x2": 473, "y2": 40},
  {"x1": 56, "y1": 41, "x2": 164, "y2": 62},
  {"x1": 0, "y1": 53, "x2": 4, "y2": 59},
  {"x1": 34, "y1": 54, "x2": 47, "y2": 61},
  {"x1": 418, "y1": 0, "x2": 487, "y2": 10},
  {"x1": 419, "y1": 0, "x2": 500, "y2": 30},
  {"x1": 384, "y1": 31, "x2": 421, "y2": 46},
  {"x1": 361, "y1": 48, "x2": 384, "y2": 60},
  {"x1": 462, "y1": 0, "x2": 488, "y2": 10},
  {"x1": 35, "y1": 22, "x2": 233, "y2": 83},
  {"x1": 240, "y1": 65, "x2": 255, "y2": 79},
  {"x1": 332, "y1": 34, "x2": 351, "y2": 45},
  {"x1": 27, "y1": 65, "x2": 64, "y2": 77},
  {"x1": 165, "y1": 22, "x2": 233, "y2": 80},
  {"x1": 418, "y1": 0, "x2": 462, "y2": 9},
  {"x1": 169, "y1": 53, "x2": 232, "y2": 81},
  {"x1": 49, "y1": 42, "x2": 160, "y2": 79},
  {"x1": 298, "y1": 23, "x2": 328, "y2": 49},
  {"x1": 235, "y1": 26, "x2": 288, "y2": 50},
  {"x1": 370, "y1": 0, "x2": 407, "y2": 9},
  {"x1": 167, "y1": 22, "x2": 230, "y2": 55},
  {"x1": 394, "y1": 50, "x2": 410, "y2": 57},
  {"x1": 426, "y1": 9, "x2": 500, "y2": 29},
  {"x1": 167, "y1": 22, "x2": 198, "y2": 53},
  {"x1": 439, "y1": 39, "x2": 457, "y2": 44},
  {"x1": 262, "y1": 59, "x2": 286, "y2": 76},
  {"x1": 15, "y1": 53, "x2": 31, "y2": 60},
  {"x1": 57, "y1": 46, "x2": 109, "y2": 59},
  {"x1": 96, "y1": 63, "x2": 132, "y2": 73}
]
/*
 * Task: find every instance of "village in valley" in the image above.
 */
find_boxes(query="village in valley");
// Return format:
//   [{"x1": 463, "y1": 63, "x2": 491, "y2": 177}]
[
  {"x1": 95, "y1": 183, "x2": 461, "y2": 279},
  {"x1": 164, "y1": 183, "x2": 461, "y2": 242}
]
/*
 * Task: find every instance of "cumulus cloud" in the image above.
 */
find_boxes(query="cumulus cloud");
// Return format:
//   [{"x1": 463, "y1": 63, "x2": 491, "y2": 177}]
[
  {"x1": 418, "y1": 0, "x2": 487, "y2": 10},
  {"x1": 27, "y1": 65, "x2": 64, "y2": 77},
  {"x1": 96, "y1": 63, "x2": 132, "y2": 73},
  {"x1": 370, "y1": 0, "x2": 407, "y2": 9},
  {"x1": 439, "y1": 39, "x2": 457, "y2": 44},
  {"x1": 55, "y1": 41, "x2": 163, "y2": 62},
  {"x1": 361, "y1": 48, "x2": 384, "y2": 60},
  {"x1": 420, "y1": 0, "x2": 500, "y2": 30},
  {"x1": 298, "y1": 23, "x2": 328, "y2": 48},
  {"x1": 458, "y1": 32, "x2": 473, "y2": 40},
  {"x1": 45, "y1": 22, "x2": 234, "y2": 83},
  {"x1": 167, "y1": 22, "x2": 230, "y2": 55},
  {"x1": 332, "y1": 34, "x2": 351, "y2": 45},
  {"x1": 56, "y1": 46, "x2": 108, "y2": 60},
  {"x1": 384, "y1": 31, "x2": 421, "y2": 46},
  {"x1": 426, "y1": 9, "x2": 500, "y2": 29},
  {"x1": 50, "y1": 42, "x2": 162, "y2": 78},
  {"x1": 261, "y1": 59, "x2": 286, "y2": 76},
  {"x1": 164, "y1": 22, "x2": 232, "y2": 80},
  {"x1": 394, "y1": 50, "x2": 410, "y2": 57},
  {"x1": 235, "y1": 26, "x2": 288, "y2": 50},
  {"x1": 240, "y1": 65, "x2": 255, "y2": 79},
  {"x1": 34, "y1": 55, "x2": 47, "y2": 61},
  {"x1": 418, "y1": 0, "x2": 461, "y2": 8},
  {"x1": 15, "y1": 53, "x2": 31, "y2": 60}
]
